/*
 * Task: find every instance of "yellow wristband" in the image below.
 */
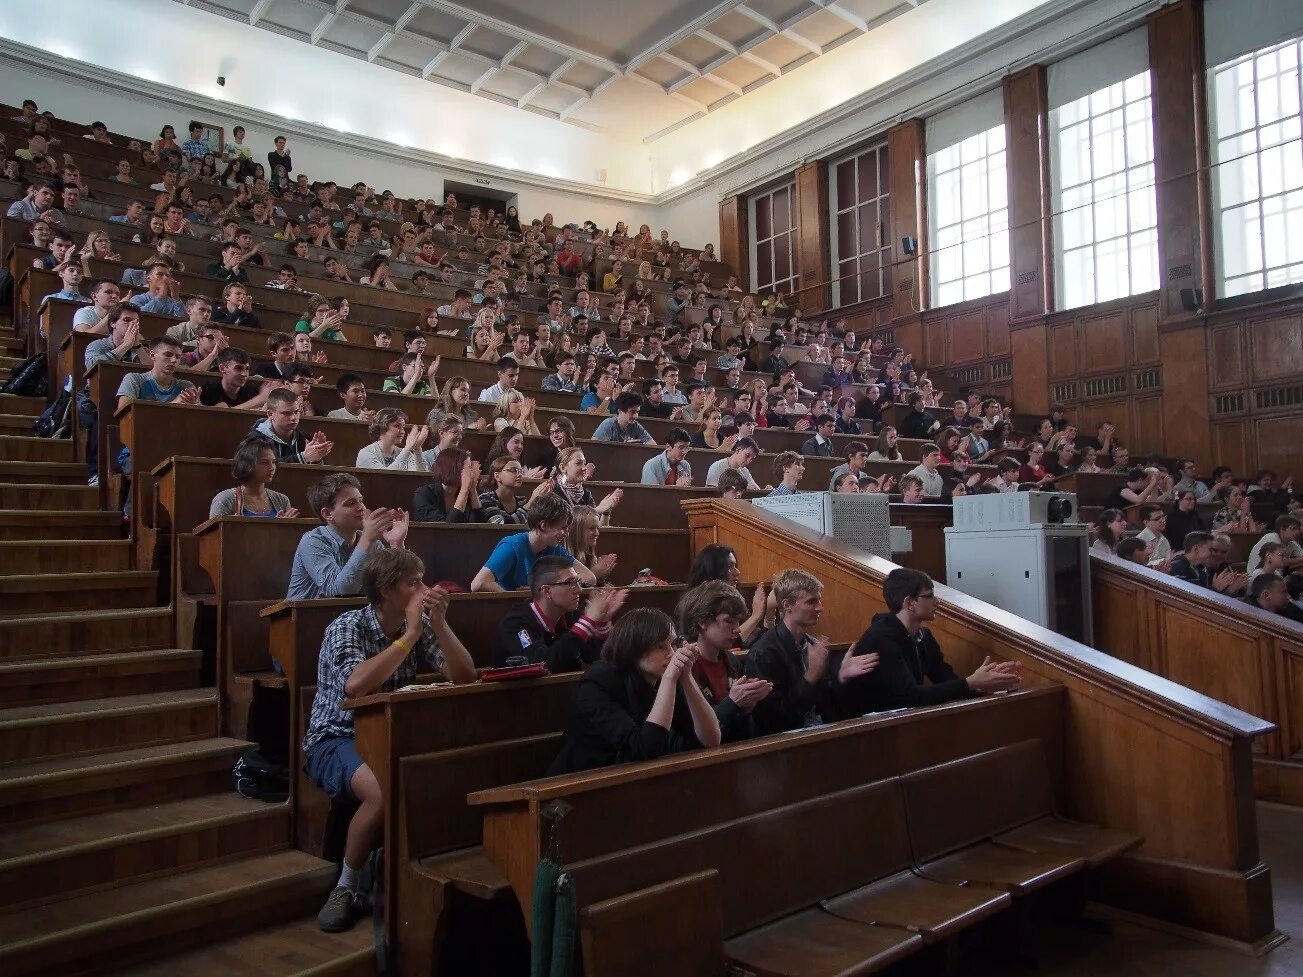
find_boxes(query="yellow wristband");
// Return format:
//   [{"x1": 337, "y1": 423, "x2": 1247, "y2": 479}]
[{"x1": 392, "y1": 636, "x2": 412, "y2": 656}]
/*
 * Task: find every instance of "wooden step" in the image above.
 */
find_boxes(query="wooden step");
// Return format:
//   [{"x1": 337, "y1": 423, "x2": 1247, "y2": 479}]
[
  {"x1": 0, "y1": 792, "x2": 289, "y2": 910},
  {"x1": 0, "y1": 394, "x2": 44, "y2": 416},
  {"x1": 0, "y1": 850, "x2": 337, "y2": 977},
  {"x1": 0, "y1": 606, "x2": 172, "y2": 662},
  {"x1": 0, "y1": 435, "x2": 73, "y2": 462},
  {"x1": 0, "y1": 539, "x2": 132, "y2": 574},
  {"x1": 0, "y1": 736, "x2": 248, "y2": 828},
  {"x1": 0, "y1": 571, "x2": 158, "y2": 617},
  {"x1": 0, "y1": 482, "x2": 97, "y2": 510},
  {"x1": 0, "y1": 414, "x2": 37, "y2": 436},
  {"x1": 0, "y1": 459, "x2": 88, "y2": 484},
  {"x1": 0, "y1": 509, "x2": 121, "y2": 541},
  {"x1": 0, "y1": 688, "x2": 217, "y2": 765},
  {"x1": 0, "y1": 649, "x2": 201, "y2": 706},
  {"x1": 0, "y1": 335, "x2": 25, "y2": 353},
  {"x1": 0, "y1": 356, "x2": 22, "y2": 371},
  {"x1": 112, "y1": 916, "x2": 375, "y2": 977}
]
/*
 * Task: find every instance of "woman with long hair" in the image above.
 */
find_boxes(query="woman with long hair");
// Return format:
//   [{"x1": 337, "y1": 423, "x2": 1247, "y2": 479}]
[
  {"x1": 412, "y1": 447, "x2": 485, "y2": 523},
  {"x1": 1093, "y1": 509, "x2": 1128, "y2": 555},
  {"x1": 427, "y1": 376, "x2": 486, "y2": 429},
  {"x1": 478, "y1": 455, "x2": 554, "y2": 525},
  {"x1": 485, "y1": 426, "x2": 547, "y2": 479},
  {"x1": 356, "y1": 408, "x2": 430, "y2": 472},
  {"x1": 208, "y1": 439, "x2": 299, "y2": 518},
  {"x1": 566, "y1": 505, "x2": 617, "y2": 584},
  {"x1": 546, "y1": 608, "x2": 722, "y2": 775},
  {"x1": 493, "y1": 390, "x2": 541, "y2": 436},
  {"x1": 552, "y1": 447, "x2": 622, "y2": 520},
  {"x1": 691, "y1": 408, "x2": 733, "y2": 451},
  {"x1": 685, "y1": 544, "x2": 773, "y2": 644},
  {"x1": 868, "y1": 426, "x2": 902, "y2": 462}
]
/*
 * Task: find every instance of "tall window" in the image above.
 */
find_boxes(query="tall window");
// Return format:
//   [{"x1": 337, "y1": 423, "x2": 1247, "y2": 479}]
[
  {"x1": 1050, "y1": 69, "x2": 1159, "y2": 310},
  {"x1": 928, "y1": 123, "x2": 1010, "y2": 307},
  {"x1": 829, "y1": 144, "x2": 891, "y2": 306},
  {"x1": 1209, "y1": 36, "x2": 1303, "y2": 297},
  {"x1": 750, "y1": 183, "x2": 798, "y2": 298}
]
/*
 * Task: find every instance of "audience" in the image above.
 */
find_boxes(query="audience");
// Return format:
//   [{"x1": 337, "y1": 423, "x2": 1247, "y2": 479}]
[
  {"x1": 1246, "y1": 516, "x2": 1302, "y2": 576},
  {"x1": 490, "y1": 555, "x2": 626, "y2": 670},
  {"x1": 566, "y1": 505, "x2": 617, "y2": 584},
  {"x1": 768, "y1": 451, "x2": 804, "y2": 496},
  {"x1": 411, "y1": 449, "x2": 484, "y2": 523},
  {"x1": 640, "y1": 428, "x2": 694, "y2": 485},
  {"x1": 547, "y1": 608, "x2": 722, "y2": 775},
  {"x1": 706, "y1": 437, "x2": 760, "y2": 489},
  {"x1": 251, "y1": 389, "x2": 334, "y2": 464},
  {"x1": 354, "y1": 409, "x2": 430, "y2": 471},
  {"x1": 208, "y1": 438, "x2": 299, "y2": 518},
  {"x1": 303, "y1": 549, "x2": 475, "y2": 932},
  {"x1": 676, "y1": 581, "x2": 772, "y2": 742},
  {"x1": 471, "y1": 495, "x2": 594, "y2": 592},
  {"x1": 286, "y1": 473, "x2": 408, "y2": 600}
]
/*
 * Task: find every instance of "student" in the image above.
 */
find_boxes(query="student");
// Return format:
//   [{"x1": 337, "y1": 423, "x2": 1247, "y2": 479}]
[
  {"x1": 479, "y1": 456, "x2": 554, "y2": 525},
  {"x1": 114, "y1": 335, "x2": 201, "y2": 506},
  {"x1": 592, "y1": 392, "x2": 654, "y2": 444},
  {"x1": 1092, "y1": 509, "x2": 1128, "y2": 555},
  {"x1": 705, "y1": 437, "x2": 760, "y2": 489},
  {"x1": 841, "y1": 568, "x2": 1019, "y2": 713},
  {"x1": 641, "y1": 428, "x2": 693, "y2": 485},
  {"x1": 78, "y1": 306, "x2": 143, "y2": 485},
  {"x1": 355, "y1": 409, "x2": 430, "y2": 471},
  {"x1": 1116, "y1": 537, "x2": 1152, "y2": 565},
  {"x1": 209, "y1": 438, "x2": 299, "y2": 518},
  {"x1": 677, "y1": 581, "x2": 772, "y2": 743},
  {"x1": 209, "y1": 282, "x2": 260, "y2": 328},
  {"x1": 827, "y1": 442, "x2": 870, "y2": 492},
  {"x1": 868, "y1": 426, "x2": 902, "y2": 462},
  {"x1": 287, "y1": 473, "x2": 409, "y2": 600},
  {"x1": 897, "y1": 391, "x2": 940, "y2": 439},
  {"x1": 199, "y1": 348, "x2": 275, "y2": 409},
  {"x1": 743, "y1": 569, "x2": 879, "y2": 735},
  {"x1": 546, "y1": 608, "x2": 722, "y2": 775},
  {"x1": 552, "y1": 447, "x2": 623, "y2": 519},
  {"x1": 254, "y1": 332, "x2": 298, "y2": 381},
  {"x1": 412, "y1": 449, "x2": 485, "y2": 523},
  {"x1": 490, "y1": 555, "x2": 626, "y2": 669},
  {"x1": 1243, "y1": 573, "x2": 1292, "y2": 617},
  {"x1": 327, "y1": 373, "x2": 374, "y2": 422},
  {"x1": 800, "y1": 414, "x2": 838, "y2": 458},
  {"x1": 898, "y1": 474, "x2": 926, "y2": 503},
  {"x1": 768, "y1": 451, "x2": 804, "y2": 497},
  {"x1": 249, "y1": 388, "x2": 334, "y2": 464},
  {"x1": 1135, "y1": 505, "x2": 1173, "y2": 566},
  {"x1": 717, "y1": 468, "x2": 750, "y2": 500},
  {"x1": 127, "y1": 261, "x2": 187, "y2": 319},
  {"x1": 477, "y1": 357, "x2": 520, "y2": 403},
  {"x1": 471, "y1": 495, "x2": 596, "y2": 592},
  {"x1": 39, "y1": 260, "x2": 89, "y2": 312},
  {"x1": 905, "y1": 445, "x2": 944, "y2": 498},
  {"x1": 1246, "y1": 516, "x2": 1303, "y2": 576},
  {"x1": 305, "y1": 549, "x2": 476, "y2": 932},
  {"x1": 541, "y1": 353, "x2": 580, "y2": 394}
]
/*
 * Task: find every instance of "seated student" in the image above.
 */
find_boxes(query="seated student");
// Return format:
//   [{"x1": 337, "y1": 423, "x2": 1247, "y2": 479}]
[
  {"x1": 249, "y1": 388, "x2": 334, "y2": 464},
  {"x1": 471, "y1": 495, "x2": 596, "y2": 592},
  {"x1": 372, "y1": 327, "x2": 393, "y2": 349},
  {"x1": 541, "y1": 352, "x2": 581, "y2": 394},
  {"x1": 1091, "y1": 508, "x2": 1128, "y2": 555},
  {"x1": 705, "y1": 437, "x2": 761, "y2": 489},
  {"x1": 205, "y1": 241, "x2": 249, "y2": 286},
  {"x1": 768, "y1": 451, "x2": 805, "y2": 497},
  {"x1": 127, "y1": 261, "x2": 187, "y2": 319},
  {"x1": 799, "y1": 414, "x2": 838, "y2": 458},
  {"x1": 833, "y1": 472, "x2": 862, "y2": 493},
  {"x1": 897, "y1": 474, "x2": 927, "y2": 504},
  {"x1": 1116, "y1": 537, "x2": 1152, "y2": 565},
  {"x1": 641, "y1": 428, "x2": 693, "y2": 485},
  {"x1": 905, "y1": 445, "x2": 945, "y2": 498},
  {"x1": 39, "y1": 260, "x2": 89, "y2": 317},
  {"x1": 490, "y1": 555, "x2": 626, "y2": 669},
  {"x1": 568, "y1": 504, "x2": 621, "y2": 585},
  {"x1": 412, "y1": 449, "x2": 486, "y2": 523},
  {"x1": 1167, "y1": 530, "x2": 1245, "y2": 594},
  {"x1": 327, "y1": 373, "x2": 374, "y2": 422},
  {"x1": 1208, "y1": 533, "x2": 1250, "y2": 594},
  {"x1": 552, "y1": 447, "x2": 623, "y2": 519},
  {"x1": 1165, "y1": 489, "x2": 1208, "y2": 549},
  {"x1": 253, "y1": 332, "x2": 298, "y2": 381},
  {"x1": 1249, "y1": 541, "x2": 1288, "y2": 582},
  {"x1": 288, "y1": 473, "x2": 409, "y2": 600},
  {"x1": 166, "y1": 296, "x2": 213, "y2": 347},
  {"x1": 209, "y1": 438, "x2": 299, "y2": 518},
  {"x1": 209, "y1": 282, "x2": 260, "y2": 328},
  {"x1": 199, "y1": 348, "x2": 275, "y2": 409},
  {"x1": 840, "y1": 567, "x2": 1019, "y2": 714},
  {"x1": 383, "y1": 352, "x2": 436, "y2": 397},
  {"x1": 1135, "y1": 505, "x2": 1173, "y2": 566},
  {"x1": 78, "y1": 305, "x2": 144, "y2": 484},
  {"x1": 868, "y1": 426, "x2": 903, "y2": 462},
  {"x1": 640, "y1": 378, "x2": 675, "y2": 420},
  {"x1": 304, "y1": 548, "x2": 477, "y2": 932},
  {"x1": 480, "y1": 456, "x2": 554, "y2": 525},
  {"x1": 743, "y1": 569, "x2": 879, "y2": 735},
  {"x1": 717, "y1": 468, "x2": 751, "y2": 500},
  {"x1": 897, "y1": 391, "x2": 940, "y2": 439},
  {"x1": 593, "y1": 392, "x2": 654, "y2": 444},
  {"x1": 355, "y1": 409, "x2": 430, "y2": 472},
  {"x1": 1247, "y1": 515, "x2": 1303, "y2": 576},
  {"x1": 546, "y1": 607, "x2": 722, "y2": 775},
  {"x1": 1243, "y1": 573, "x2": 1293, "y2": 618},
  {"x1": 1103, "y1": 466, "x2": 1163, "y2": 509},
  {"x1": 827, "y1": 442, "x2": 870, "y2": 491},
  {"x1": 677, "y1": 581, "x2": 773, "y2": 743},
  {"x1": 1286, "y1": 572, "x2": 1303, "y2": 623},
  {"x1": 114, "y1": 335, "x2": 201, "y2": 503},
  {"x1": 477, "y1": 357, "x2": 520, "y2": 403}
]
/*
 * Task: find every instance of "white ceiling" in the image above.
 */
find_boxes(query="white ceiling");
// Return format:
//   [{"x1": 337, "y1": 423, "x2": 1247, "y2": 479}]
[{"x1": 174, "y1": 0, "x2": 930, "y2": 141}]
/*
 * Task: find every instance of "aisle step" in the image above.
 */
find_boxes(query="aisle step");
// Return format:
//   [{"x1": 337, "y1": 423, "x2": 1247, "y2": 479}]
[
  {"x1": 0, "y1": 571, "x2": 158, "y2": 617},
  {"x1": 0, "y1": 648, "x2": 201, "y2": 706},
  {"x1": 0, "y1": 459, "x2": 88, "y2": 483},
  {"x1": 0, "y1": 606, "x2": 172, "y2": 661},
  {"x1": 0, "y1": 414, "x2": 36, "y2": 435},
  {"x1": 0, "y1": 482, "x2": 97, "y2": 510},
  {"x1": 0, "y1": 434, "x2": 74, "y2": 462},
  {"x1": 0, "y1": 539, "x2": 132, "y2": 574},
  {"x1": 0, "y1": 394, "x2": 44, "y2": 416},
  {"x1": 0, "y1": 509, "x2": 118, "y2": 541}
]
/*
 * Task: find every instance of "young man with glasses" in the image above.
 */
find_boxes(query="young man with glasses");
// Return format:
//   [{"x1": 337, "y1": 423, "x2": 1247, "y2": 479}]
[{"x1": 489, "y1": 555, "x2": 627, "y2": 669}]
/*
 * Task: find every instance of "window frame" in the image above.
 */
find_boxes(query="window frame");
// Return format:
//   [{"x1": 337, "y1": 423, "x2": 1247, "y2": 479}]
[
  {"x1": 748, "y1": 180, "x2": 799, "y2": 298},
  {"x1": 827, "y1": 142, "x2": 892, "y2": 308}
]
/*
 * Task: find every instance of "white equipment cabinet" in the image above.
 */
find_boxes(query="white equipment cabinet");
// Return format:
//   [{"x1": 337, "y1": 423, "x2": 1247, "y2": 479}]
[
  {"x1": 943, "y1": 492, "x2": 1093, "y2": 644},
  {"x1": 751, "y1": 492, "x2": 910, "y2": 560}
]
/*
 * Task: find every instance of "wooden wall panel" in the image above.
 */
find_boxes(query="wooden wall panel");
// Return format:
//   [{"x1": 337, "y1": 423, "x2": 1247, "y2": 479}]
[
  {"x1": 986, "y1": 301, "x2": 1011, "y2": 356},
  {"x1": 1209, "y1": 325, "x2": 1245, "y2": 389},
  {"x1": 1212, "y1": 421, "x2": 1251, "y2": 474},
  {"x1": 1010, "y1": 323, "x2": 1049, "y2": 414},
  {"x1": 1158, "y1": 324, "x2": 1211, "y2": 463},
  {"x1": 1253, "y1": 416, "x2": 1303, "y2": 475},
  {"x1": 1004, "y1": 66, "x2": 1051, "y2": 321},
  {"x1": 1132, "y1": 303, "x2": 1160, "y2": 364},
  {"x1": 1082, "y1": 312, "x2": 1128, "y2": 374},
  {"x1": 1130, "y1": 395, "x2": 1166, "y2": 457},
  {"x1": 947, "y1": 310, "x2": 985, "y2": 363},
  {"x1": 886, "y1": 120, "x2": 925, "y2": 320},
  {"x1": 794, "y1": 160, "x2": 830, "y2": 313},
  {"x1": 1149, "y1": 0, "x2": 1210, "y2": 318},
  {"x1": 1248, "y1": 315, "x2": 1303, "y2": 382},
  {"x1": 718, "y1": 196, "x2": 749, "y2": 291},
  {"x1": 1049, "y1": 323, "x2": 1077, "y2": 379},
  {"x1": 1078, "y1": 399, "x2": 1132, "y2": 450}
]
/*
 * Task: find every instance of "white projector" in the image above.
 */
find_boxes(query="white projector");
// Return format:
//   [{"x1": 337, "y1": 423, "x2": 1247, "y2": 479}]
[{"x1": 950, "y1": 491, "x2": 1080, "y2": 531}]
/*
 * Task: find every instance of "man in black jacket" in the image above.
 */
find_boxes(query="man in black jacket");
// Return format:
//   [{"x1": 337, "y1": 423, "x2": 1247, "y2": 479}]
[
  {"x1": 841, "y1": 568, "x2": 1019, "y2": 713},
  {"x1": 896, "y1": 392, "x2": 940, "y2": 440},
  {"x1": 490, "y1": 556, "x2": 626, "y2": 670},
  {"x1": 743, "y1": 569, "x2": 879, "y2": 734}
]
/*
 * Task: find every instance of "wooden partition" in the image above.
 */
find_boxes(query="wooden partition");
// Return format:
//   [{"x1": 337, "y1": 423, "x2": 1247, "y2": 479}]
[
  {"x1": 1090, "y1": 553, "x2": 1303, "y2": 807},
  {"x1": 681, "y1": 499, "x2": 1280, "y2": 948}
]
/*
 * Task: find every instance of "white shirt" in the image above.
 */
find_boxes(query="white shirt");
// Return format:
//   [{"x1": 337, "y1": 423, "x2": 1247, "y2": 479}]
[
  {"x1": 706, "y1": 458, "x2": 758, "y2": 489},
  {"x1": 355, "y1": 441, "x2": 428, "y2": 472},
  {"x1": 906, "y1": 464, "x2": 944, "y2": 498},
  {"x1": 1247, "y1": 532, "x2": 1303, "y2": 575},
  {"x1": 1137, "y1": 527, "x2": 1172, "y2": 565}
]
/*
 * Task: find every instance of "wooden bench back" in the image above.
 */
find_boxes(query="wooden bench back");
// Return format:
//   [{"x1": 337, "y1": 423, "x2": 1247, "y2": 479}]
[{"x1": 579, "y1": 870, "x2": 724, "y2": 977}]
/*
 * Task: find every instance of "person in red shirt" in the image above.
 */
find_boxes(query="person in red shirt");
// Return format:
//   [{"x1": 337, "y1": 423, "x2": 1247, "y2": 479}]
[
  {"x1": 676, "y1": 581, "x2": 772, "y2": 742},
  {"x1": 556, "y1": 239, "x2": 584, "y2": 275}
]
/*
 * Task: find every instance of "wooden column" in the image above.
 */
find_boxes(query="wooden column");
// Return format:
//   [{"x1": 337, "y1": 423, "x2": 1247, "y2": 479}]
[
  {"x1": 718, "y1": 195, "x2": 749, "y2": 291},
  {"x1": 886, "y1": 119, "x2": 926, "y2": 322},
  {"x1": 1150, "y1": 0, "x2": 1212, "y2": 318},
  {"x1": 793, "y1": 160, "x2": 830, "y2": 313},
  {"x1": 1004, "y1": 65, "x2": 1052, "y2": 414}
]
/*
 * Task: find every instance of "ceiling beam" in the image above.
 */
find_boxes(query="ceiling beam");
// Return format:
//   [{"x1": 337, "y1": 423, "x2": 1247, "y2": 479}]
[
  {"x1": 702, "y1": 73, "x2": 743, "y2": 96},
  {"x1": 310, "y1": 12, "x2": 337, "y2": 45},
  {"x1": 548, "y1": 58, "x2": 576, "y2": 84},
  {"x1": 696, "y1": 28, "x2": 737, "y2": 55},
  {"x1": 671, "y1": 92, "x2": 709, "y2": 114},
  {"x1": 738, "y1": 49, "x2": 781, "y2": 76},
  {"x1": 659, "y1": 52, "x2": 701, "y2": 78},
  {"x1": 410, "y1": 0, "x2": 621, "y2": 74},
  {"x1": 470, "y1": 64, "x2": 497, "y2": 93},
  {"x1": 735, "y1": 3, "x2": 822, "y2": 56},
  {"x1": 623, "y1": 0, "x2": 750, "y2": 74},
  {"x1": 808, "y1": 0, "x2": 868, "y2": 32},
  {"x1": 247, "y1": 0, "x2": 274, "y2": 26},
  {"x1": 499, "y1": 40, "x2": 528, "y2": 68},
  {"x1": 559, "y1": 93, "x2": 589, "y2": 122},
  {"x1": 517, "y1": 81, "x2": 547, "y2": 108}
]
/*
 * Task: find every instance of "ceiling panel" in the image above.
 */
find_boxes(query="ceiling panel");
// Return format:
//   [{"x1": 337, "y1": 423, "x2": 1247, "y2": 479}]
[
  {"x1": 678, "y1": 76, "x2": 733, "y2": 107},
  {"x1": 458, "y1": 27, "x2": 523, "y2": 62},
  {"x1": 747, "y1": 33, "x2": 811, "y2": 69},
  {"x1": 635, "y1": 60, "x2": 686, "y2": 89},
  {"x1": 512, "y1": 46, "x2": 571, "y2": 77},
  {"x1": 708, "y1": 56, "x2": 769, "y2": 89},
  {"x1": 432, "y1": 51, "x2": 494, "y2": 86},
  {"x1": 347, "y1": 0, "x2": 412, "y2": 23},
  {"x1": 378, "y1": 34, "x2": 444, "y2": 68},
  {"x1": 796, "y1": 9, "x2": 861, "y2": 48},
  {"x1": 743, "y1": 0, "x2": 812, "y2": 24},
  {"x1": 404, "y1": 5, "x2": 470, "y2": 44},
  {"x1": 558, "y1": 62, "x2": 609, "y2": 90},
  {"x1": 666, "y1": 34, "x2": 722, "y2": 68},
  {"x1": 840, "y1": 0, "x2": 908, "y2": 23},
  {"x1": 322, "y1": 18, "x2": 386, "y2": 53},
  {"x1": 480, "y1": 72, "x2": 538, "y2": 101},
  {"x1": 704, "y1": 10, "x2": 768, "y2": 47},
  {"x1": 263, "y1": 0, "x2": 325, "y2": 35}
]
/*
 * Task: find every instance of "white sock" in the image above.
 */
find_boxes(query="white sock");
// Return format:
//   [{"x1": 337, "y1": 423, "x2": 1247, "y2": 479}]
[{"x1": 338, "y1": 862, "x2": 361, "y2": 894}]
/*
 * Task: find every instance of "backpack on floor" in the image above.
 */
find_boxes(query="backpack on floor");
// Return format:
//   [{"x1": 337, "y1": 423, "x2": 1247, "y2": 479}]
[
  {"x1": 32, "y1": 388, "x2": 72, "y2": 439},
  {"x1": 1, "y1": 352, "x2": 47, "y2": 397},
  {"x1": 231, "y1": 746, "x2": 289, "y2": 802}
]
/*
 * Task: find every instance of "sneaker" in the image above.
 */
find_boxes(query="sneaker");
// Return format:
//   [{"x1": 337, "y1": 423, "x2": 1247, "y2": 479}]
[
  {"x1": 317, "y1": 886, "x2": 361, "y2": 933},
  {"x1": 87, "y1": 475, "x2": 99, "y2": 487}
]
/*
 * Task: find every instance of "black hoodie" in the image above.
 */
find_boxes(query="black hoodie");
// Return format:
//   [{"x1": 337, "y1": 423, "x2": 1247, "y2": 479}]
[{"x1": 839, "y1": 612, "x2": 975, "y2": 714}]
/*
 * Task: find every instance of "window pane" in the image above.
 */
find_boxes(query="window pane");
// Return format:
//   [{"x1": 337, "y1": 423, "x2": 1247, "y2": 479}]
[
  {"x1": 775, "y1": 236, "x2": 791, "y2": 281},
  {"x1": 837, "y1": 211, "x2": 857, "y2": 258},
  {"x1": 755, "y1": 195, "x2": 771, "y2": 240},
  {"x1": 836, "y1": 160, "x2": 855, "y2": 208},
  {"x1": 858, "y1": 151, "x2": 879, "y2": 201},
  {"x1": 756, "y1": 239, "x2": 773, "y2": 289},
  {"x1": 859, "y1": 251, "x2": 881, "y2": 300},
  {"x1": 772, "y1": 188, "x2": 790, "y2": 233},
  {"x1": 839, "y1": 259, "x2": 859, "y2": 305},
  {"x1": 857, "y1": 203, "x2": 880, "y2": 254}
]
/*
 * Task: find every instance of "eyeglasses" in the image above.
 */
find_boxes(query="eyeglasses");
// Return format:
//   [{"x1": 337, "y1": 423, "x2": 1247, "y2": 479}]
[{"x1": 546, "y1": 577, "x2": 582, "y2": 589}]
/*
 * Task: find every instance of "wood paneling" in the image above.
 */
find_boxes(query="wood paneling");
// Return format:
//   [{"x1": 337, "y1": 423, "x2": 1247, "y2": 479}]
[
  {"x1": 947, "y1": 310, "x2": 985, "y2": 363},
  {"x1": 1209, "y1": 325, "x2": 1246, "y2": 389},
  {"x1": 1158, "y1": 324, "x2": 1211, "y2": 462},
  {"x1": 1149, "y1": 0, "x2": 1210, "y2": 318},
  {"x1": 719, "y1": 195, "x2": 749, "y2": 291},
  {"x1": 1130, "y1": 395, "x2": 1166, "y2": 457},
  {"x1": 1131, "y1": 303, "x2": 1160, "y2": 364},
  {"x1": 986, "y1": 301, "x2": 1011, "y2": 357},
  {"x1": 1004, "y1": 66, "x2": 1051, "y2": 321},
  {"x1": 794, "y1": 160, "x2": 830, "y2": 312},
  {"x1": 1010, "y1": 322, "x2": 1049, "y2": 415},
  {"x1": 1212, "y1": 420, "x2": 1251, "y2": 475},
  {"x1": 1049, "y1": 323, "x2": 1077, "y2": 379},
  {"x1": 1253, "y1": 416, "x2": 1303, "y2": 475},
  {"x1": 886, "y1": 119, "x2": 925, "y2": 320},
  {"x1": 1082, "y1": 313, "x2": 1128, "y2": 374},
  {"x1": 1249, "y1": 315, "x2": 1303, "y2": 382}
]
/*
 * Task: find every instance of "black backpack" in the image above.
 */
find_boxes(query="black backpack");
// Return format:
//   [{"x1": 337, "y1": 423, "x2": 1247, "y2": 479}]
[
  {"x1": 232, "y1": 746, "x2": 289, "y2": 802},
  {"x1": 33, "y1": 388, "x2": 72, "y2": 439},
  {"x1": 1, "y1": 352, "x2": 47, "y2": 397}
]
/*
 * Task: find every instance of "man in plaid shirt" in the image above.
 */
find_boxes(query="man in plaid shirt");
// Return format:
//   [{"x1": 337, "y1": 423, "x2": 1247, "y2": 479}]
[{"x1": 303, "y1": 548, "x2": 477, "y2": 933}]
